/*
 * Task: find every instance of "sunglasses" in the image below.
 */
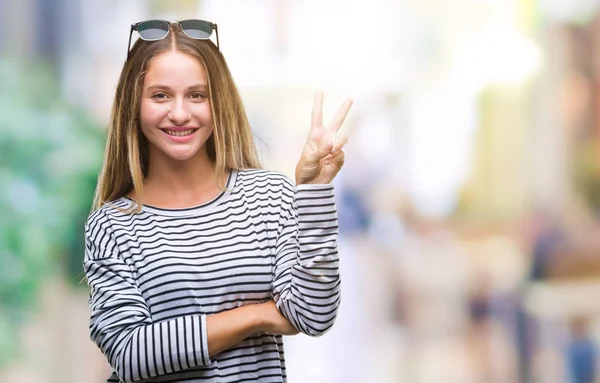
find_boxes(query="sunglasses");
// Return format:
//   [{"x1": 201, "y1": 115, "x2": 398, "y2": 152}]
[{"x1": 127, "y1": 19, "x2": 219, "y2": 59}]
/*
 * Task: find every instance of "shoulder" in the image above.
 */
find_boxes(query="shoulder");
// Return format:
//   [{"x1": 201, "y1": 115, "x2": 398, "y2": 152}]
[
  {"x1": 84, "y1": 199, "x2": 131, "y2": 238},
  {"x1": 233, "y1": 169, "x2": 295, "y2": 210},
  {"x1": 235, "y1": 169, "x2": 295, "y2": 193}
]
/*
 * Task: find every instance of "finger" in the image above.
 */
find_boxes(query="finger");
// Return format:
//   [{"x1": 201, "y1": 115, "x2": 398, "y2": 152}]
[
  {"x1": 324, "y1": 149, "x2": 345, "y2": 167},
  {"x1": 303, "y1": 139, "x2": 332, "y2": 163},
  {"x1": 328, "y1": 98, "x2": 353, "y2": 132},
  {"x1": 331, "y1": 135, "x2": 349, "y2": 154},
  {"x1": 311, "y1": 91, "x2": 324, "y2": 128},
  {"x1": 310, "y1": 130, "x2": 335, "y2": 159},
  {"x1": 316, "y1": 141, "x2": 333, "y2": 159}
]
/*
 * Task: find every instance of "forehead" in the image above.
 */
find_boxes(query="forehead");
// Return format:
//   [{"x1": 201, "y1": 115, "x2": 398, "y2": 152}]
[{"x1": 144, "y1": 50, "x2": 207, "y2": 85}]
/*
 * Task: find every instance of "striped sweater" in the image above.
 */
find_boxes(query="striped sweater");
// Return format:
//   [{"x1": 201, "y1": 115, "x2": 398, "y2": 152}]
[{"x1": 83, "y1": 169, "x2": 341, "y2": 382}]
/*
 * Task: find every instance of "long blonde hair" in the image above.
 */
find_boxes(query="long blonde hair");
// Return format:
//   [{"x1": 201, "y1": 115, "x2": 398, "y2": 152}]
[{"x1": 92, "y1": 23, "x2": 261, "y2": 212}]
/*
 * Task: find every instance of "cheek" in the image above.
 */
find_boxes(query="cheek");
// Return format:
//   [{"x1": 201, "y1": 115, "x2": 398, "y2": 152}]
[
  {"x1": 140, "y1": 101, "x2": 166, "y2": 127},
  {"x1": 193, "y1": 103, "x2": 213, "y2": 125}
]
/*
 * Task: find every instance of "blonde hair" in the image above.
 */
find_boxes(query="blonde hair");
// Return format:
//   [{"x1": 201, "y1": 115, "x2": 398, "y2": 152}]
[{"x1": 92, "y1": 23, "x2": 261, "y2": 213}]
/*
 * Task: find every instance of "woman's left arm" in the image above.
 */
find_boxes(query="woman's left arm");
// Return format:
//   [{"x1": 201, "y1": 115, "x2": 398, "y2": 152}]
[
  {"x1": 272, "y1": 92, "x2": 353, "y2": 336},
  {"x1": 272, "y1": 182, "x2": 341, "y2": 337}
]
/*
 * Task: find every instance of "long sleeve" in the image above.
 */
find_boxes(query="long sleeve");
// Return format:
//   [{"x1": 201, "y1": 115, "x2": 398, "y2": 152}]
[
  {"x1": 84, "y1": 210, "x2": 211, "y2": 383},
  {"x1": 272, "y1": 183, "x2": 341, "y2": 337}
]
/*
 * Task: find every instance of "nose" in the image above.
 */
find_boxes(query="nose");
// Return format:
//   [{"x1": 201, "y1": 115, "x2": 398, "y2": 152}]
[{"x1": 167, "y1": 99, "x2": 191, "y2": 125}]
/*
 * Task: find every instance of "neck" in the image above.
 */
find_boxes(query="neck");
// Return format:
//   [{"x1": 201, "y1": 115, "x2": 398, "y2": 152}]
[{"x1": 140, "y1": 149, "x2": 226, "y2": 208}]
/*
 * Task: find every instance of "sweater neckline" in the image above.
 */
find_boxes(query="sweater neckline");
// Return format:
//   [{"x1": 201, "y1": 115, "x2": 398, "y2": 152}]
[{"x1": 120, "y1": 170, "x2": 237, "y2": 217}]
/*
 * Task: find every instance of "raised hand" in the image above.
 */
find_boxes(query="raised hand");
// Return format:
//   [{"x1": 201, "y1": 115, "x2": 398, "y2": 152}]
[{"x1": 295, "y1": 92, "x2": 353, "y2": 185}]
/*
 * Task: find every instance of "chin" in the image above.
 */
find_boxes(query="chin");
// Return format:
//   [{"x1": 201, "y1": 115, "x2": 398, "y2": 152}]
[
  {"x1": 169, "y1": 152, "x2": 200, "y2": 162},
  {"x1": 149, "y1": 141, "x2": 208, "y2": 163}
]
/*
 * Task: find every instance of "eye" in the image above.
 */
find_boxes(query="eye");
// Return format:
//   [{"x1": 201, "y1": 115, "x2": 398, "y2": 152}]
[
  {"x1": 189, "y1": 92, "x2": 206, "y2": 101},
  {"x1": 150, "y1": 92, "x2": 169, "y2": 100}
]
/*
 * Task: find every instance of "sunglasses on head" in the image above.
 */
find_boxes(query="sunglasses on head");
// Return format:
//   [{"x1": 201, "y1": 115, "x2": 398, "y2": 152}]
[{"x1": 127, "y1": 19, "x2": 219, "y2": 59}]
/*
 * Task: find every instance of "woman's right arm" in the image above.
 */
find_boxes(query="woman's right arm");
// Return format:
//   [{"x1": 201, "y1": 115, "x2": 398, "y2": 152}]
[
  {"x1": 206, "y1": 301, "x2": 297, "y2": 357},
  {"x1": 85, "y1": 211, "x2": 295, "y2": 383}
]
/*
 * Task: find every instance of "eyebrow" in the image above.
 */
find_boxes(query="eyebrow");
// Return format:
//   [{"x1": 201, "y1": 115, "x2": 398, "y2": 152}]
[{"x1": 146, "y1": 84, "x2": 208, "y2": 91}]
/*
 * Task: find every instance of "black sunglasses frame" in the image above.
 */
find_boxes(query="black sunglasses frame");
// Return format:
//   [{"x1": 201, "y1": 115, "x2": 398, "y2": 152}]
[{"x1": 127, "y1": 19, "x2": 219, "y2": 60}]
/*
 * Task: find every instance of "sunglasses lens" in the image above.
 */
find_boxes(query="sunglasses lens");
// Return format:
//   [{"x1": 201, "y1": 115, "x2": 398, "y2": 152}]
[
  {"x1": 180, "y1": 20, "x2": 213, "y2": 39},
  {"x1": 137, "y1": 20, "x2": 169, "y2": 40}
]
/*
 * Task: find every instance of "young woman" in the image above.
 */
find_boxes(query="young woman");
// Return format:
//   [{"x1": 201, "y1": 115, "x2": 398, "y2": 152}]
[{"x1": 84, "y1": 19, "x2": 352, "y2": 382}]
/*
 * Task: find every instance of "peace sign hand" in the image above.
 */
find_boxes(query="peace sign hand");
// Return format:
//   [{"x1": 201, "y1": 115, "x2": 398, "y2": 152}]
[{"x1": 295, "y1": 92, "x2": 353, "y2": 185}]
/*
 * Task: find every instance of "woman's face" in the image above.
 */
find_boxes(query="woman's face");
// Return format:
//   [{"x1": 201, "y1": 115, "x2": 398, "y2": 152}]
[{"x1": 140, "y1": 50, "x2": 214, "y2": 164}]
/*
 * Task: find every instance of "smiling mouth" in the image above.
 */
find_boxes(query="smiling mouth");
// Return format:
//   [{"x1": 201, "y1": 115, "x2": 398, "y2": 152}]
[{"x1": 161, "y1": 129, "x2": 197, "y2": 137}]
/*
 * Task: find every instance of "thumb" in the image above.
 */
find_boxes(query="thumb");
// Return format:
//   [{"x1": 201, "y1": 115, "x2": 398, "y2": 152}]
[
  {"x1": 304, "y1": 141, "x2": 332, "y2": 163},
  {"x1": 316, "y1": 142, "x2": 333, "y2": 159},
  {"x1": 309, "y1": 131, "x2": 335, "y2": 160}
]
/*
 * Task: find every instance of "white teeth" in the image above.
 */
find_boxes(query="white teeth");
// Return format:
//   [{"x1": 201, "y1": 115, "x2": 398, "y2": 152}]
[{"x1": 164, "y1": 129, "x2": 194, "y2": 137}]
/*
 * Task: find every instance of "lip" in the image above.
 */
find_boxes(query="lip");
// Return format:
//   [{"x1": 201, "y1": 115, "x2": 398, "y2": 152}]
[{"x1": 160, "y1": 127, "x2": 199, "y2": 143}]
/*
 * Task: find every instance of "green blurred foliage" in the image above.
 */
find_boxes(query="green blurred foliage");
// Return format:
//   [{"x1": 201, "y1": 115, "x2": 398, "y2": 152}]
[{"x1": 0, "y1": 57, "x2": 104, "y2": 367}]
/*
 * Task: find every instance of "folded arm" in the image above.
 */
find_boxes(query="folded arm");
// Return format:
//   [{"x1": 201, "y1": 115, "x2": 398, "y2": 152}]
[{"x1": 272, "y1": 183, "x2": 341, "y2": 337}]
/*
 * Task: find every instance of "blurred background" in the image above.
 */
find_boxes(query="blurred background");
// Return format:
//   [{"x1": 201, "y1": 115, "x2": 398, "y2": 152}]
[{"x1": 4, "y1": 0, "x2": 600, "y2": 382}]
